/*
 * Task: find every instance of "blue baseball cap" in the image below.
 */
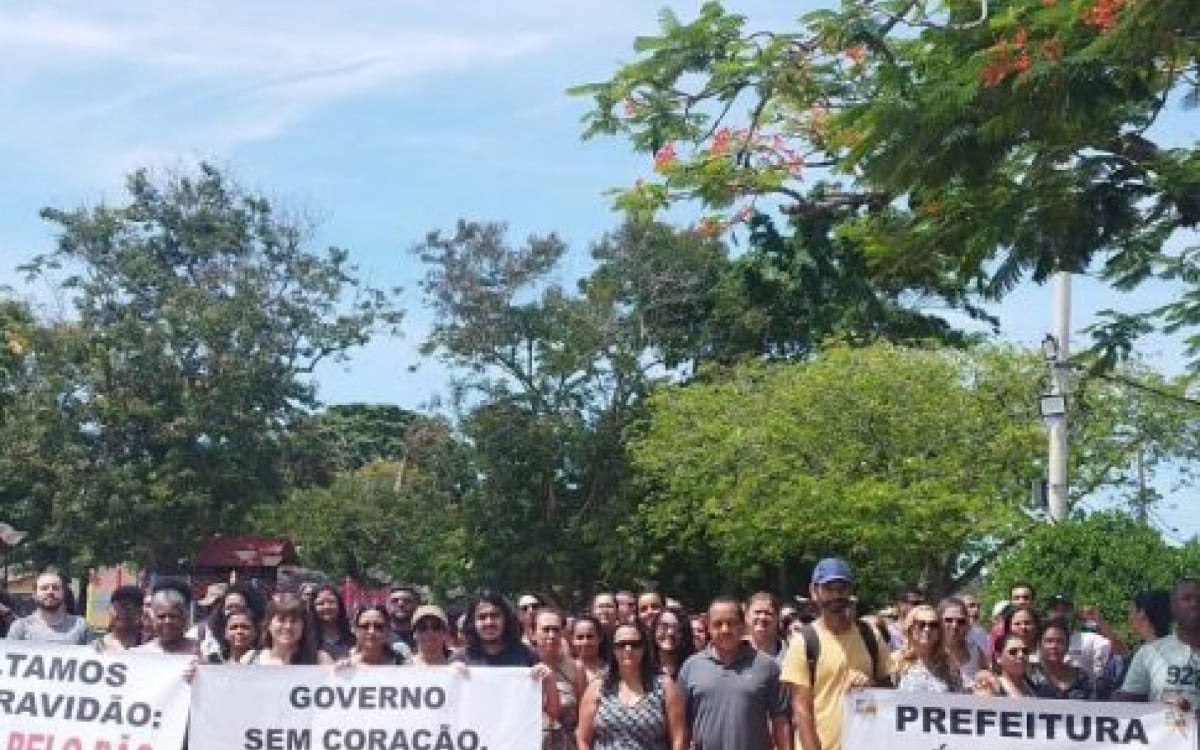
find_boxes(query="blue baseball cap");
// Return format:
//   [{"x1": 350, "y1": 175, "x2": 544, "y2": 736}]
[{"x1": 812, "y1": 557, "x2": 855, "y2": 586}]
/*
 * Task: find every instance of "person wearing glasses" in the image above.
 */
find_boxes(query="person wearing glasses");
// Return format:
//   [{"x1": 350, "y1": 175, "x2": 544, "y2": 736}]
[
  {"x1": 411, "y1": 605, "x2": 453, "y2": 666},
  {"x1": 576, "y1": 622, "x2": 686, "y2": 750},
  {"x1": 892, "y1": 605, "x2": 962, "y2": 692},
  {"x1": 387, "y1": 585, "x2": 421, "y2": 650},
  {"x1": 535, "y1": 608, "x2": 584, "y2": 750},
  {"x1": 974, "y1": 633, "x2": 1034, "y2": 697},
  {"x1": 519, "y1": 594, "x2": 544, "y2": 648},
  {"x1": 938, "y1": 597, "x2": 985, "y2": 687},
  {"x1": 887, "y1": 589, "x2": 926, "y2": 650},
  {"x1": 347, "y1": 604, "x2": 406, "y2": 665}
]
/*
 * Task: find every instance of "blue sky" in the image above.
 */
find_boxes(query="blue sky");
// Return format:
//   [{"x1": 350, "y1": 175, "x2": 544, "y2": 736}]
[{"x1": 0, "y1": 1, "x2": 1196, "y2": 539}]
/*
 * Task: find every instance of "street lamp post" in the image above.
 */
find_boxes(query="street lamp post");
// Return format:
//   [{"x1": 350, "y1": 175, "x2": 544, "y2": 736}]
[{"x1": 1041, "y1": 271, "x2": 1072, "y2": 523}]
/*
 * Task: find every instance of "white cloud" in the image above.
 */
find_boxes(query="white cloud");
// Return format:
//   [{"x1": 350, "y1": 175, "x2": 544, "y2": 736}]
[{"x1": 0, "y1": 1, "x2": 588, "y2": 181}]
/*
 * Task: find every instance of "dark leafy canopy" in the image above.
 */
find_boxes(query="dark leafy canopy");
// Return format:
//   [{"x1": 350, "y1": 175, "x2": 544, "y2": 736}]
[
  {"x1": 574, "y1": 0, "x2": 1200, "y2": 366},
  {"x1": 16, "y1": 163, "x2": 399, "y2": 570}
]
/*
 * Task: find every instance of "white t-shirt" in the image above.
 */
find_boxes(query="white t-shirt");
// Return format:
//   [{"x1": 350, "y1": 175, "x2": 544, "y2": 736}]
[{"x1": 1120, "y1": 635, "x2": 1200, "y2": 704}]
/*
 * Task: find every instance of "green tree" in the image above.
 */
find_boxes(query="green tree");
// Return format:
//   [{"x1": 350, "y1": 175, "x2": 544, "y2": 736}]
[
  {"x1": 983, "y1": 511, "x2": 1188, "y2": 639},
  {"x1": 257, "y1": 416, "x2": 472, "y2": 596},
  {"x1": 625, "y1": 343, "x2": 1196, "y2": 603},
  {"x1": 412, "y1": 219, "x2": 728, "y2": 596},
  {"x1": 574, "y1": 0, "x2": 1200, "y2": 366},
  {"x1": 18, "y1": 163, "x2": 399, "y2": 570}
]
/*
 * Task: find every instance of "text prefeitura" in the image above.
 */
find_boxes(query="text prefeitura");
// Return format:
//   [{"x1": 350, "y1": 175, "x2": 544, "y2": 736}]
[{"x1": 897, "y1": 705, "x2": 1151, "y2": 745}]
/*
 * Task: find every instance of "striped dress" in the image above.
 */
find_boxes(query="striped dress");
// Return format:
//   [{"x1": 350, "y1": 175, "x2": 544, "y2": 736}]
[{"x1": 593, "y1": 677, "x2": 669, "y2": 750}]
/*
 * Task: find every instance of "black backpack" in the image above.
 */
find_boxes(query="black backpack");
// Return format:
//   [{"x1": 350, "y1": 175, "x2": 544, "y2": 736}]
[{"x1": 798, "y1": 619, "x2": 883, "y2": 684}]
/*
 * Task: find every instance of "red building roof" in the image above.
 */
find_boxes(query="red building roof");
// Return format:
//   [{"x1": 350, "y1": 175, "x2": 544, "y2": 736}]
[{"x1": 195, "y1": 536, "x2": 297, "y2": 568}]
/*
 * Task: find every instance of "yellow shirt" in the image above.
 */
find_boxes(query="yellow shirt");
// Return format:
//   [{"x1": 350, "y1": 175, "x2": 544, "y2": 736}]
[{"x1": 780, "y1": 622, "x2": 890, "y2": 750}]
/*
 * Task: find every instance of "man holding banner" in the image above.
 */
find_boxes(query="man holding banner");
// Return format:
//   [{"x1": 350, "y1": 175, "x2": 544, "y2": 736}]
[{"x1": 782, "y1": 558, "x2": 891, "y2": 750}]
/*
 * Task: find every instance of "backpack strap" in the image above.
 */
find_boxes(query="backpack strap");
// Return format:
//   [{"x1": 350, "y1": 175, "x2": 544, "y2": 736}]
[
  {"x1": 855, "y1": 618, "x2": 882, "y2": 681},
  {"x1": 800, "y1": 623, "x2": 821, "y2": 685}
]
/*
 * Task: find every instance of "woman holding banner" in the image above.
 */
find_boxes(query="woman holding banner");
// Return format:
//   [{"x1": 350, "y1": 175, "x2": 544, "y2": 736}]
[
  {"x1": 346, "y1": 604, "x2": 407, "y2": 665},
  {"x1": 974, "y1": 632, "x2": 1034, "y2": 697},
  {"x1": 892, "y1": 604, "x2": 963, "y2": 692},
  {"x1": 242, "y1": 593, "x2": 333, "y2": 665},
  {"x1": 313, "y1": 585, "x2": 356, "y2": 660},
  {"x1": 411, "y1": 604, "x2": 454, "y2": 665},
  {"x1": 1028, "y1": 619, "x2": 1096, "y2": 699}
]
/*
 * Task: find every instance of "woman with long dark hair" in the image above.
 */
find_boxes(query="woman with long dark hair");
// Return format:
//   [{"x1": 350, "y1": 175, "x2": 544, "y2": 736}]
[
  {"x1": 312, "y1": 585, "x2": 355, "y2": 660},
  {"x1": 975, "y1": 632, "x2": 1034, "y2": 697},
  {"x1": 202, "y1": 582, "x2": 265, "y2": 663},
  {"x1": 651, "y1": 610, "x2": 694, "y2": 679},
  {"x1": 572, "y1": 615, "x2": 608, "y2": 684},
  {"x1": 347, "y1": 604, "x2": 405, "y2": 665},
  {"x1": 241, "y1": 593, "x2": 331, "y2": 665},
  {"x1": 1029, "y1": 618, "x2": 1095, "y2": 699},
  {"x1": 939, "y1": 597, "x2": 986, "y2": 687},
  {"x1": 576, "y1": 622, "x2": 686, "y2": 750}
]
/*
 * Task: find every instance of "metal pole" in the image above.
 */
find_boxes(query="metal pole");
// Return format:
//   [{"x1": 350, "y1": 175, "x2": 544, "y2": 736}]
[{"x1": 1048, "y1": 271, "x2": 1071, "y2": 522}]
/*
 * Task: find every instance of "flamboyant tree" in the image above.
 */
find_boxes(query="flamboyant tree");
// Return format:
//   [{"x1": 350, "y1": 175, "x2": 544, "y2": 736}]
[{"x1": 574, "y1": 0, "x2": 1200, "y2": 365}]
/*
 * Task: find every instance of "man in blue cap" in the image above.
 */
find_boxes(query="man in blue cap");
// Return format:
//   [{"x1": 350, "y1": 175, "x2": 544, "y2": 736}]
[{"x1": 781, "y1": 557, "x2": 891, "y2": 750}]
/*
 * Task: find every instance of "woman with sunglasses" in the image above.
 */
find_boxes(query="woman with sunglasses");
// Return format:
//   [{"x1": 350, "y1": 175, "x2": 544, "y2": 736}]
[
  {"x1": 892, "y1": 605, "x2": 962, "y2": 692},
  {"x1": 1028, "y1": 618, "x2": 1095, "y2": 699},
  {"x1": 999, "y1": 605, "x2": 1041, "y2": 669},
  {"x1": 576, "y1": 623, "x2": 686, "y2": 750},
  {"x1": 347, "y1": 604, "x2": 407, "y2": 665},
  {"x1": 411, "y1": 605, "x2": 453, "y2": 666},
  {"x1": 938, "y1": 597, "x2": 986, "y2": 687},
  {"x1": 974, "y1": 633, "x2": 1034, "y2": 697},
  {"x1": 536, "y1": 609, "x2": 585, "y2": 750},
  {"x1": 312, "y1": 585, "x2": 356, "y2": 661}
]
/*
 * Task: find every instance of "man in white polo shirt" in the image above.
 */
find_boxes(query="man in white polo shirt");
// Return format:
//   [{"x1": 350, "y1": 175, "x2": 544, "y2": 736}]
[{"x1": 1115, "y1": 577, "x2": 1200, "y2": 710}]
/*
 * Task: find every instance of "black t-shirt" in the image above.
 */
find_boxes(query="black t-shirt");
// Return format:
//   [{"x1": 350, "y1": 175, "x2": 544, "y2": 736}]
[{"x1": 460, "y1": 642, "x2": 538, "y2": 667}]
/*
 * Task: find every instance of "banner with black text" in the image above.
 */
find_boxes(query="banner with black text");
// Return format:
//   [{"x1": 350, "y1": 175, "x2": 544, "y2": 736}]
[
  {"x1": 845, "y1": 689, "x2": 1195, "y2": 750},
  {"x1": 0, "y1": 640, "x2": 191, "y2": 750},
  {"x1": 190, "y1": 665, "x2": 541, "y2": 750}
]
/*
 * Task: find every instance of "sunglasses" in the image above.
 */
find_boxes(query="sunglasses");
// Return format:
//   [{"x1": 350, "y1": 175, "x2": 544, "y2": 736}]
[
  {"x1": 1006, "y1": 647, "x2": 1029, "y2": 657},
  {"x1": 357, "y1": 621, "x2": 389, "y2": 632},
  {"x1": 519, "y1": 604, "x2": 539, "y2": 611},
  {"x1": 942, "y1": 617, "x2": 967, "y2": 625},
  {"x1": 415, "y1": 620, "x2": 445, "y2": 633},
  {"x1": 913, "y1": 620, "x2": 940, "y2": 630},
  {"x1": 614, "y1": 640, "x2": 644, "y2": 650}
]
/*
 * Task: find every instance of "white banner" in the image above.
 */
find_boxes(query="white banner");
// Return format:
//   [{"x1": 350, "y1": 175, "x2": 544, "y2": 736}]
[
  {"x1": 191, "y1": 665, "x2": 541, "y2": 750},
  {"x1": 845, "y1": 689, "x2": 1195, "y2": 750},
  {"x1": 0, "y1": 640, "x2": 191, "y2": 750}
]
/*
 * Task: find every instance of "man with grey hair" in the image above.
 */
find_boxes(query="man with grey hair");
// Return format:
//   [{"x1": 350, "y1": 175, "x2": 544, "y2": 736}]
[
  {"x1": 134, "y1": 579, "x2": 200, "y2": 655},
  {"x1": 5, "y1": 569, "x2": 92, "y2": 644}
]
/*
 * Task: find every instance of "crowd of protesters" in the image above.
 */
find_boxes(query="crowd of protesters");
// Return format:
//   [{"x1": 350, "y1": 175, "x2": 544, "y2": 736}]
[{"x1": 2, "y1": 562, "x2": 1198, "y2": 750}]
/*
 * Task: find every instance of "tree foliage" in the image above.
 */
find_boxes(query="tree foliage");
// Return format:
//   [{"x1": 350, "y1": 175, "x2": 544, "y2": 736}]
[
  {"x1": 984, "y1": 511, "x2": 1197, "y2": 638},
  {"x1": 13, "y1": 163, "x2": 399, "y2": 569},
  {"x1": 625, "y1": 343, "x2": 1199, "y2": 603},
  {"x1": 574, "y1": 0, "x2": 1200, "y2": 366}
]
